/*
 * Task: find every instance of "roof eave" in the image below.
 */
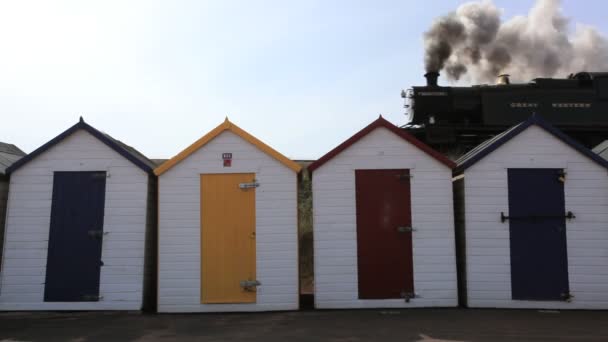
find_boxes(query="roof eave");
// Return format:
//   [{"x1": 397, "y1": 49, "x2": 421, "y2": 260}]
[
  {"x1": 6, "y1": 120, "x2": 155, "y2": 175},
  {"x1": 455, "y1": 115, "x2": 608, "y2": 173},
  {"x1": 308, "y1": 116, "x2": 455, "y2": 173},
  {"x1": 154, "y1": 119, "x2": 301, "y2": 176}
]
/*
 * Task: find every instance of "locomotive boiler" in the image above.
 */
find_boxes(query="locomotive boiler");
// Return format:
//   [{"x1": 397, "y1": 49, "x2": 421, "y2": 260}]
[{"x1": 403, "y1": 71, "x2": 608, "y2": 157}]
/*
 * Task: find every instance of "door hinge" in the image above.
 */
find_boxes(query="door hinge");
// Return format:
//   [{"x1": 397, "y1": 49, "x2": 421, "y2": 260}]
[
  {"x1": 87, "y1": 230, "x2": 107, "y2": 239},
  {"x1": 561, "y1": 292, "x2": 574, "y2": 302},
  {"x1": 240, "y1": 280, "x2": 261, "y2": 292},
  {"x1": 396, "y1": 173, "x2": 412, "y2": 181},
  {"x1": 397, "y1": 226, "x2": 416, "y2": 233},
  {"x1": 82, "y1": 294, "x2": 103, "y2": 301},
  {"x1": 400, "y1": 291, "x2": 419, "y2": 303},
  {"x1": 239, "y1": 181, "x2": 260, "y2": 189},
  {"x1": 558, "y1": 170, "x2": 567, "y2": 183}
]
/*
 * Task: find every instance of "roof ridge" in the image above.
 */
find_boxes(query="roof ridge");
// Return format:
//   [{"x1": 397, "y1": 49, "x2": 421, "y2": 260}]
[
  {"x1": 308, "y1": 116, "x2": 455, "y2": 172},
  {"x1": 455, "y1": 115, "x2": 608, "y2": 173},
  {"x1": 154, "y1": 120, "x2": 302, "y2": 175},
  {"x1": 6, "y1": 120, "x2": 155, "y2": 175}
]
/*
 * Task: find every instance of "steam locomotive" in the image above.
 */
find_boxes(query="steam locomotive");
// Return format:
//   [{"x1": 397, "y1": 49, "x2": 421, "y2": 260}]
[{"x1": 402, "y1": 71, "x2": 608, "y2": 157}]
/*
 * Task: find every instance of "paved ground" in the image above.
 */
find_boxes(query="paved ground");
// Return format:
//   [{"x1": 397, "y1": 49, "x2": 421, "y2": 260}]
[{"x1": 1, "y1": 309, "x2": 608, "y2": 341}]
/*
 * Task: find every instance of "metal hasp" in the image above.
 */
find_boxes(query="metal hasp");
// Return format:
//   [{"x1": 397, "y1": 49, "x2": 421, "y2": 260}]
[
  {"x1": 397, "y1": 226, "x2": 416, "y2": 233},
  {"x1": 500, "y1": 211, "x2": 576, "y2": 223},
  {"x1": 400, "y1": 291, "x2": 419, "y2": 303},
  {"x1": 240, "y1": 280, "x2": 261, "y2": 292},
  {"x1": 239, "y1": 181, "x2": 260, "y2": 189}
]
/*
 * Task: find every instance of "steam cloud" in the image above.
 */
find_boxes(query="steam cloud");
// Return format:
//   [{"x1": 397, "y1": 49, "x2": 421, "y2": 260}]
[{"x1": 424, "y1": 0, "x2": 608, "y2": 83}]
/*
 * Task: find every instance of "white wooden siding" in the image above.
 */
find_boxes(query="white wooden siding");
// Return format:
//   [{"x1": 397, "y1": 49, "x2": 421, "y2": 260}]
[
  {"x1": 157, "y1": 131, "x2": 298, "y2": 313},
  {"x1": 463, "y1": 125, "x2": 608, "y2": 309},
  {"x1": 312, "y1": 127, "x2": 457, "y2": 309},
  {"x1": 0, "y1": 130, "x2": 150, "y2": 311},
  {"x1": 0, "y1": 179, "x2": 9, "y2": 270}
]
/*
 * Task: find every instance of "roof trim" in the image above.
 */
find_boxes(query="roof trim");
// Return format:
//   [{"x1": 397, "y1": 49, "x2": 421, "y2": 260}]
[
  {"x1": 593, "y1": 140, "x2": 608, "y2": 158},
  {"x1": 308, "y1": 116, "x2": 456, "y2": 172},
  {"x1": 6, "y1": 118, "x2": 155, "y2": 175},
  {"x1": 455, "y1": 115, "x2": 608, "y2": 173},
  {"x1": 154, "y1": 119, "x2": 302, "y2": 175}
]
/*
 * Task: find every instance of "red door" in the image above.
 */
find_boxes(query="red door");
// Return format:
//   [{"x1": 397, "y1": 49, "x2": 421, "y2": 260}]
[{"x1": 355, "y1": 169, "x2": 414, "y2": 299}]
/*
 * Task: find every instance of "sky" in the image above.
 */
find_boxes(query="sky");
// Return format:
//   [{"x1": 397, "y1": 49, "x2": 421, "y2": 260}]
[{"x1": 1, "y1": 0, "x2": 608, "y2": 160}]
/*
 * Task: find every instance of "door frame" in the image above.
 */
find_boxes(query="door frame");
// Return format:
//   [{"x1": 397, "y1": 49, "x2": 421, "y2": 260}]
[
  {"x1": 44, "y1": 171, "x2": 106, "y2": 302},
  {"x1": 354, "y1": 168, "x2": 414, "y2": 300},
  {"x1": 507, "y1": 168, "x2": 571, "y2": 301}
]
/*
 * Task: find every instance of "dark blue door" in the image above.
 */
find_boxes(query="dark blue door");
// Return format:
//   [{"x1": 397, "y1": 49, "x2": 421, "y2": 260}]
[
  {"x1": 507, "y1": 169, "x2": 569, "y2": 301},
  {"x1": 44, "y1": 171, "x2": 106, "y2": 302}
]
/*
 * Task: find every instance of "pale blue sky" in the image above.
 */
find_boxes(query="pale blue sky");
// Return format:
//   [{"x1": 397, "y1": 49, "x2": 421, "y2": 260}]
[{"x1": 1, "y1": 0, "x2": 607, "y2": 160}]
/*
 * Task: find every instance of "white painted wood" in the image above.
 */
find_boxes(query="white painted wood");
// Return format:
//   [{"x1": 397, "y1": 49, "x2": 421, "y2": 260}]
[
  {"x1": 312, "y1": 126, "x2": 458, "y2": 309},
  {"x1": 157, "y1": 131, "x2": 299, "y2": 313},
  {"x1": 0, "y1": 179, "x2": 9, "y2": 270},
  {"x1": 0, "y1": 130, "x2": 151, "y2": 311},
  {"x1": 462, "y1": 125, "x2": 608, "y2": 309}
]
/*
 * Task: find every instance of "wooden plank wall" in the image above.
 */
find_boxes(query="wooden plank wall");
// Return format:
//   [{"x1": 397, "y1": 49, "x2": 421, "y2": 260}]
[
  {"x1": 463, "y1": 125, "x2": 608, "y2": 309},
  {"x1": 312, "y1": 127, "x2": 458, "y2": 309},
  {"x1": 0, "y1": 130, "x2": 150, "y2": 310},
  {"x1": 0, "y1": 177, "x2": 9, "y2": 271},
  {"x1": 157, "y1": 131, "x2": 298, "y2": 312}
]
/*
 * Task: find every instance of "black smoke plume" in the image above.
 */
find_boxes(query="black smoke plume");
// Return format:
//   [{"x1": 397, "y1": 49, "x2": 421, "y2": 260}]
[{"x1": 424, "y1": 0, "x2": 608, "y2": 83}]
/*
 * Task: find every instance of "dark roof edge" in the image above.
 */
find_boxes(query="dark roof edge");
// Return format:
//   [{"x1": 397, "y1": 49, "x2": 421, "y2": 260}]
[
  {"x1": 308, "y1": 116, "x2": 455, "y2": 173},
  {"x1": 6, "y1": 120, "x2": 155, "y2": 175},
  {"x1": 454, "y1": 115, "x2": 608, "y2": 174}
]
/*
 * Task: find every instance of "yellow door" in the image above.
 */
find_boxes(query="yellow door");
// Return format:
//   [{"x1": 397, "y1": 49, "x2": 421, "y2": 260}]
[{"x1": 200, "y1": 173, "x2": 256, "y2": 304}]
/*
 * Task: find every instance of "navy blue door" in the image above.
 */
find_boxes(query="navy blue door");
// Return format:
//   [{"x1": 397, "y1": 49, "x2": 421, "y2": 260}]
[
  {"x1": 507, "y1": 169, "x2": 569, "y2": 301},
  {"x1": 44, "y1": 171, "x2": 106, "y2": 302}
]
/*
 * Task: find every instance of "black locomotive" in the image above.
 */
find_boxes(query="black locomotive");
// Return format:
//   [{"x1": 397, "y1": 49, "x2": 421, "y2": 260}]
[{"x1": 403, "y1": 71, "x2": 608, "y2": 158}]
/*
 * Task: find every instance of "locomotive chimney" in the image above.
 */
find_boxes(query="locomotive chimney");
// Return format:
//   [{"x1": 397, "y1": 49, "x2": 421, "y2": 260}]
[
  {"x1": 424, "y1": 71, "x2": 440, "y2": 87},
  {"x1": 496, "y1": 74, "x2": 510, "y2": 85}
]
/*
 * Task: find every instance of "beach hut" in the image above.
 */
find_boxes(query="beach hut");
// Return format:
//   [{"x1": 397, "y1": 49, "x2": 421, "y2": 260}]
[
  {"x1": 454, "y1": 115, "x2": 608, "y2": 309},
  {"x1": 155, "y1": 119, "x2": 301, "y2": 313},
  {"x1": 308, "y1": 116, "x2": 458, "y2": 309},
  {"x1": 0, "y1": 142, "x2": 26, "y2": 269},
  {"x1": 0, "y1": 118, "x2": 157, "y2": 311}
]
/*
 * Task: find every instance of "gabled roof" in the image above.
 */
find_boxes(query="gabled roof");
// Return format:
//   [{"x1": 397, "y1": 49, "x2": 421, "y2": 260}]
[
  {"x1": 154, "y1": 118, "x2": 302, "y2": 176},
  {"x1": 593, "y1": 140, "x2": 608, "y2": 161},
  {"x1": 0, "y1": 142, "x2": 26, "y2": 176},
  {"x1": 151, "y1": 158, "x2": 169, "y2": 166},
  {"x1": 6, "y1": 118, "x2": 156, "y2": 175},
  {"x1": 308, "y1": 116, "x2": 456, "y2": 172},
  {"x1": 455, "y1": 115, "x2": 608, "y2": 174}
]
